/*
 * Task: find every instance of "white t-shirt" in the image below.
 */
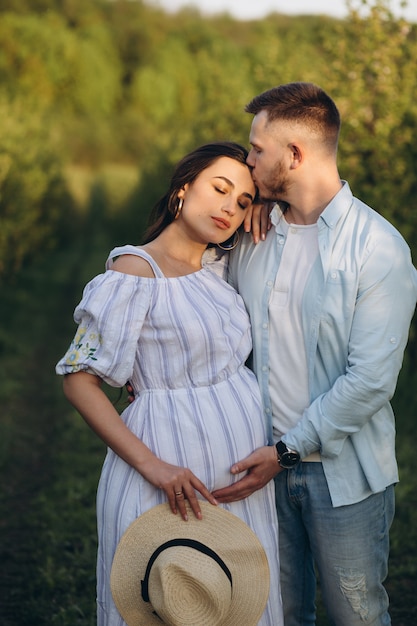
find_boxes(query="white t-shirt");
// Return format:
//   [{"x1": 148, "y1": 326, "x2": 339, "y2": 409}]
[{"x1": 269, "y1": 217, "x2": 319, "y2": 439}]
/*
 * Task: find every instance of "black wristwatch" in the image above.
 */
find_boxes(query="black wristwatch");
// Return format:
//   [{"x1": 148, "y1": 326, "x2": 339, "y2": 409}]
[{"x1": 275, "y1": 440, "x2": 301, "y2": 469}]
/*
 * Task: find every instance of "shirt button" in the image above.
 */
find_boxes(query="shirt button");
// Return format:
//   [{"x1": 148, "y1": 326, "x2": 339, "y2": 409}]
[
  {"x1": 278, "y1": 238, "x2": 285, "y2": 245},
  {"x1": 262, "y1": 323, "x2": 268, "y2": 329},
  {"x1": 262, "y1": 365, "x2": 268, "y2": 372},
  {"x1": 331, "y1": 272, "x2": 337, "y2": 278},
  {"x1": 290, "y1": 227, "x2": 297, "y2": 234},
  {"x1": 267, "y1": 280, "x2": 273, "y2": 287},
  {"x1": 390, "y1": 337, "x2": 397, "y2": 344}
]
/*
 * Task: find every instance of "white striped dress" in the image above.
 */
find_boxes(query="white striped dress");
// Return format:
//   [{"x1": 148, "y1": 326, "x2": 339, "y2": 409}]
[{"x1": 56, "y1": 245, "x2": 283, "y2": 626}]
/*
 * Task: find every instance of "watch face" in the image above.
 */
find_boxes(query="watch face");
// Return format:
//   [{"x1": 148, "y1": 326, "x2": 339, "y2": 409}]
[{"x1": 280, "y1": 451, "x2": 300, "y2": 468}]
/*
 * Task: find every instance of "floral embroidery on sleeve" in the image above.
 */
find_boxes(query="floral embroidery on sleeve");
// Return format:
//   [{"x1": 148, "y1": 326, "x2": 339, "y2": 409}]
[{"x1": 65, "y1": 326, "x2": 101, "y2": 369}]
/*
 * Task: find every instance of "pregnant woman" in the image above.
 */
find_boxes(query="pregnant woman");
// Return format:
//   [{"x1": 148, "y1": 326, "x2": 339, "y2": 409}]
[{"x1": 56, "y1": 142, "x2": 283, "y2": 626}]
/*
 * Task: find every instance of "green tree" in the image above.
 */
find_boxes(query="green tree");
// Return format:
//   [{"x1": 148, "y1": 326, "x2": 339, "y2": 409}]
[
  {"x1": 326, "y1": 0, "x2": 417, "y2": 242},
  {"x1": 0, "y1": 12, "x2": 120, "y2": 113},
  {"x1": 0, "y1": 97, "x2": 72, "y2": 278},
  {"x1": 247, "y1": 14, "x2": 338, "y2": 93}
]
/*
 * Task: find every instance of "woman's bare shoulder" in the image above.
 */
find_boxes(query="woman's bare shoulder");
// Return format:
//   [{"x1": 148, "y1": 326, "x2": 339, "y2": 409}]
[{"x1": 111, "y1": 253, "x2": 155, "y2": 278}]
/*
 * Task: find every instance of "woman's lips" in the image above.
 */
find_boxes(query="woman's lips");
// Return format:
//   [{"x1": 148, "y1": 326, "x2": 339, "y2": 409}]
[{"x1": 212, "y1": 217, "x2": 230, "y2": 230}]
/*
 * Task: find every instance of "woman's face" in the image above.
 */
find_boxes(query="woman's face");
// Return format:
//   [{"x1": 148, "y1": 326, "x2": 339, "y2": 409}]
[{"x1": 177, "y1": 157, "x2": 256, "y2": 245}]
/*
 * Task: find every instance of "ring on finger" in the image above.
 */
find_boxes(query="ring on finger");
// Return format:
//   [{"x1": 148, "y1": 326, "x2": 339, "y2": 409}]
[{"x1": 175, "y1": 490, "x2": 183, "y2": 497}]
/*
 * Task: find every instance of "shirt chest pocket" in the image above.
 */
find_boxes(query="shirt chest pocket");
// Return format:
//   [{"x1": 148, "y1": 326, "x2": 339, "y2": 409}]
[{"x1": 321, "y1": 269, "x2": 358, "y2": 325}]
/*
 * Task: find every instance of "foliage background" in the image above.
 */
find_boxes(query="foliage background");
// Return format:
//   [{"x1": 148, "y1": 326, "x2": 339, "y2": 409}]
[{"x1": 0, "y1": 0, "x2": 416, "y2": 623}]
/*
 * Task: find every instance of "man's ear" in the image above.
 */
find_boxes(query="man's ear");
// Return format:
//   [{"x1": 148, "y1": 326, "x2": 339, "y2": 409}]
[{"x1": 289, "y1": 143, "x2": 303, "y2": 169}]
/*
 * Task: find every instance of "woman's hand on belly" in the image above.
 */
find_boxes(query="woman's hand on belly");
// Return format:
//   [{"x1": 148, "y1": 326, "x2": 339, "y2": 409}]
[{"x1": 138, "y1": 456, "x2": 218, "y2": 521}]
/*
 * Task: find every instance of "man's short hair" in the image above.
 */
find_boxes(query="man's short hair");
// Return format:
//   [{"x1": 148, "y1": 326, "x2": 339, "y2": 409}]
[{"x1": 245, "y1": 82, "x2": 340, "y2": 151}]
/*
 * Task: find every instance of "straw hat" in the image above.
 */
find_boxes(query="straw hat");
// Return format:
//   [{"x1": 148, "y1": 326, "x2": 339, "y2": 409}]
[{"x1": 110, "y1": 501, "x2": 270, "y2": 626}]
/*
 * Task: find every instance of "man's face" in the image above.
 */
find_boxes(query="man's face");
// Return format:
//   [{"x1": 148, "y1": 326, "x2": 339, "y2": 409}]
[{"x1": 247, "y1": 110, "x2": 291, "y2": 202}]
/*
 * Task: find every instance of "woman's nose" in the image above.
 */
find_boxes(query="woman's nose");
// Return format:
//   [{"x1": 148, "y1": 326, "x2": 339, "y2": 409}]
[{"x1": 221, "y1": 198, "x2": 236, "y2": 215}]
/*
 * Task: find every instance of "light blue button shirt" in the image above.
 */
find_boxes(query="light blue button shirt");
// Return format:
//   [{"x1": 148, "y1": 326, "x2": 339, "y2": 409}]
[{"x1": 229, "y1": 182, "x2": 417, "y2": 506}]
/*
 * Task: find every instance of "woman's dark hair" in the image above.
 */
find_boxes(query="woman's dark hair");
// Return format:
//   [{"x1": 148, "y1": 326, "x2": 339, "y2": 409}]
[{"x1": 142, "y1": 142, "x2": 250, "y2": 244}]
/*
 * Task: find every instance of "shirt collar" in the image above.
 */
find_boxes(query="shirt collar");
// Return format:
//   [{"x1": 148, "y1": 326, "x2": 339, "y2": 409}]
[{"x1": 319, "y1": 181, "x2": 352, "y2": 229}]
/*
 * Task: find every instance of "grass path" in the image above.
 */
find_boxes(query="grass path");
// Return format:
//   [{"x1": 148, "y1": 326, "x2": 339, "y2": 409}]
[{"x1": 0, "y1": 246, "x2": 106, "y2": 625}]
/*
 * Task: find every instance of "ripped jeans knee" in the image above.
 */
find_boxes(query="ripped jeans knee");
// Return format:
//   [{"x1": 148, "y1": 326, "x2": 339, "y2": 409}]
[{"x1": 335, "y1": 567, "x2": 369, "y2": 621}]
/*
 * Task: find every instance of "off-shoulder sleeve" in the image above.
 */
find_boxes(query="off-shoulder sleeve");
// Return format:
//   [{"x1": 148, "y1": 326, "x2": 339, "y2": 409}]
[{"x1": 55, "y1": 271, "x2": 152, "y2": 387}]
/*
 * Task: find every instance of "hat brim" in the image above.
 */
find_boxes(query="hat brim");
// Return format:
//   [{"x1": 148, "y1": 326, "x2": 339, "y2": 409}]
[{"x1": 110, "y1": 501, "x2": 270, "y2": 626}]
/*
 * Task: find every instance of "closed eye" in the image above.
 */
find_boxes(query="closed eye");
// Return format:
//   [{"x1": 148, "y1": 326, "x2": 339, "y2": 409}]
[{"x1": 215, "y1": 187, "x2": 249, "y2": 210}]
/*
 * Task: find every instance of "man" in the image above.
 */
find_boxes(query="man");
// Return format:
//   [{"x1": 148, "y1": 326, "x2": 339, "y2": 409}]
[{"x1": 212, "y1": 82, "x2": 417, "y2": 625}]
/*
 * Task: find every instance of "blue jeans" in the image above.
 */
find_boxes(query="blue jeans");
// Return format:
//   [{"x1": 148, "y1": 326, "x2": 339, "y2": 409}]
[{"x1": 274, "y1": 463, "x2": 395, "y2": 626}]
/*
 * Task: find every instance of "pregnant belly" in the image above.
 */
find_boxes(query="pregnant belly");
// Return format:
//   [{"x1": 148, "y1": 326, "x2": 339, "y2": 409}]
[{"x1": 123, "y1": 388, "x2": 266, "y2": 492}]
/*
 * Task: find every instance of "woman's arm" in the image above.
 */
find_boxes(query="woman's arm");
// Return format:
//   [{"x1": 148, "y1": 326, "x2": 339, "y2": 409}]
[
  {"x1": 243, "y1": 201, "x2": 274, "y2": 243},
  {"x1": 63, "y1": 371, "x2": 217, "y2": 519},
  {"x1": 243, "y1": 200, "x2": 273, "y2": 243}
]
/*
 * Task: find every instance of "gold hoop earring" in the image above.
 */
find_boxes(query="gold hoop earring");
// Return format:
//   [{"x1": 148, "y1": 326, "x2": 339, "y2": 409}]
[
  {"x1": 217, "y1": 230, "x2": 240, "y2": 251},
  {"x1": 174, "y1": 197, "x2": 183, "y2": 220}
]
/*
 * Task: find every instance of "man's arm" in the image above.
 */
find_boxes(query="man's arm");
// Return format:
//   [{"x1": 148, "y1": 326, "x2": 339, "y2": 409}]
[{"x1": 285, "y1": 232, "x2": 417, "y2": 459}]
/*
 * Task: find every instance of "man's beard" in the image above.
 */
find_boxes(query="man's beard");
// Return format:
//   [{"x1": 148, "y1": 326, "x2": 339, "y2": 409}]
[{"x1": 258, "y1": 159, "x2": 289, "y2": 202}]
